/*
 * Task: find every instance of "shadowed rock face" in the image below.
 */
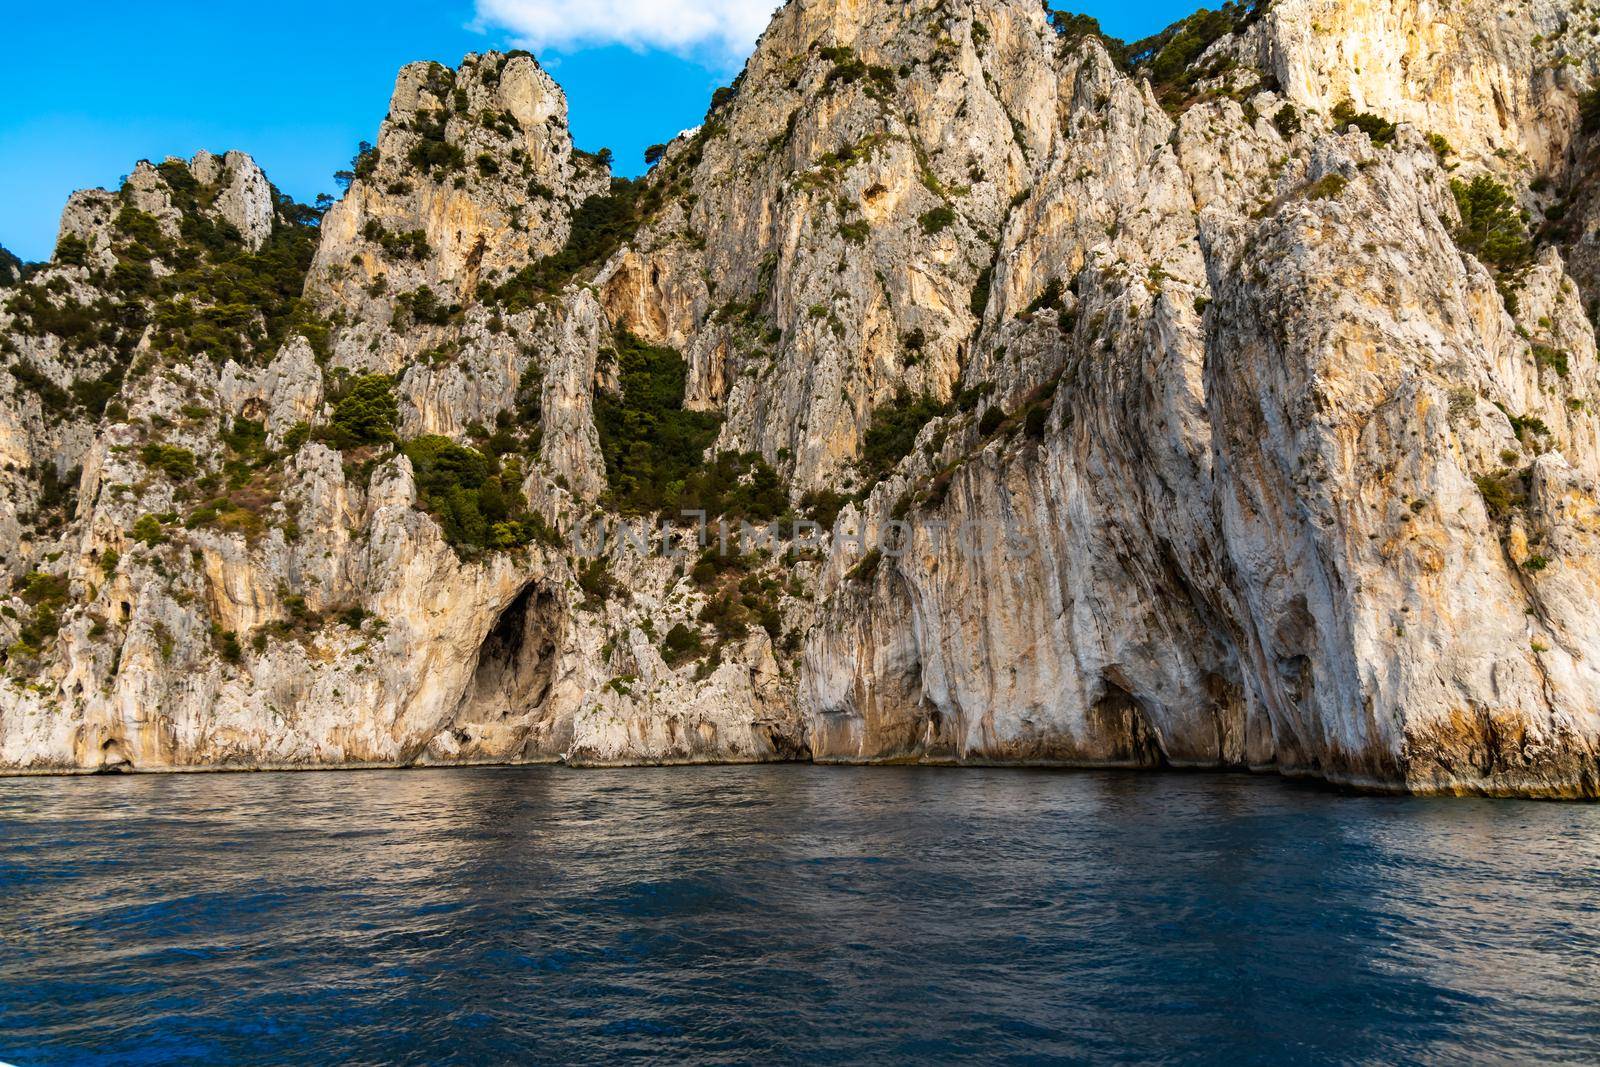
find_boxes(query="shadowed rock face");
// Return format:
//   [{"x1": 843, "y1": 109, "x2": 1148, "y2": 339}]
[{"x1": 1, "y1": 0, "x2": 1599, "y2": 795}]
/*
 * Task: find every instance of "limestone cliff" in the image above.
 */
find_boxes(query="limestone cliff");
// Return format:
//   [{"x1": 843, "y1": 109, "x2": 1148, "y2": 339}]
[{"x1": 1, "y1": 0, "x2": 1598, "y2": 796}]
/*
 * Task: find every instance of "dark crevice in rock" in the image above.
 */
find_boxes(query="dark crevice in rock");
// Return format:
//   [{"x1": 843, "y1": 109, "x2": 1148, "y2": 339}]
[
  {"x1": 468, "y1": 585, "x2": 559, "y2": 718},
  {"x1": 1089, "y1": 680, "x2": 1169, "y2": 768},
  {"x1": 97, "y1": 737, "x2": 133, "y2": 773}
]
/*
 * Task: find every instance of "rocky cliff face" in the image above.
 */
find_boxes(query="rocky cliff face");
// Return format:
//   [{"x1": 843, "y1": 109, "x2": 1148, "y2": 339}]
[{"x1": 2, "y1": 0, "x2": 1598, "y2": 796}]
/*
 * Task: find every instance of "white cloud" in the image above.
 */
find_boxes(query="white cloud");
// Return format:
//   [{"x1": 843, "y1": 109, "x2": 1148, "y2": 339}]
[{"x1": 473, "y1": 0, "x2": 780, "y2": 65}]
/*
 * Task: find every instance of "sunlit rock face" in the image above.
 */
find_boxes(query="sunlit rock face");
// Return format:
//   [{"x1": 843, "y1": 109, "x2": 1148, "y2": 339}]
[
  {"x1": 1, "y1": 0, "x2": 1599, "y2": 796},
  {"x1": 308, "y1": 53, "x2": 610, "y2": 324}
]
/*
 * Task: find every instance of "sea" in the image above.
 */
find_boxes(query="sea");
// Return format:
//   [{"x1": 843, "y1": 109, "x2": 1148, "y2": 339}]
[{"x1": 2, "y1": 766, "x2": 1597, "y2": 1064}]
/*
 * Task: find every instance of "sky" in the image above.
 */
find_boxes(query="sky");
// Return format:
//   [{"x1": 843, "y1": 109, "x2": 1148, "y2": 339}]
[{"x1": 0, "y1": 1, "x2": 1203, "y2": 261}]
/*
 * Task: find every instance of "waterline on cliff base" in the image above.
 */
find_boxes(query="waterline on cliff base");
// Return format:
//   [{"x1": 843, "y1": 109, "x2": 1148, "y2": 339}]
[{"x1": 2, "y1": 766, "x2": 1598, "y2": 1064}]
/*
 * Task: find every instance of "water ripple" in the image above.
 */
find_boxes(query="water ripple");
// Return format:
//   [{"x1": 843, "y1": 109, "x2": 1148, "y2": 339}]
[{"x1": 0, "y1": 767, "x2": 1597, "y2": 1064}]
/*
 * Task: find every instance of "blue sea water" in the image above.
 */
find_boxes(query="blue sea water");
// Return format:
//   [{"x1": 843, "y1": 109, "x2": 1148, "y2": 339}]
[{"x1": 1, "y1": 766, "x2": 1597, "y2": 1065}]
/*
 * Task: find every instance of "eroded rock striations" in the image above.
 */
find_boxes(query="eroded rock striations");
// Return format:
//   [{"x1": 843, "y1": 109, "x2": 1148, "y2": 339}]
[{"x1": 2, "y1": 0, "x2": 1599, "y2": 795}]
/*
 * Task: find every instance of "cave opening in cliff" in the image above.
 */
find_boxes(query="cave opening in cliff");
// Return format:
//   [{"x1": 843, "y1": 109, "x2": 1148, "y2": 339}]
[
  {"x1": 98, "y1": 737, "x2": 133, "y2": 773},
  {"x1": 1090, "y1": 681, "x2": 1169, "y2": 769},
  {"x1": 456, "y1": 584, "x2": 560, "y2": 726}
]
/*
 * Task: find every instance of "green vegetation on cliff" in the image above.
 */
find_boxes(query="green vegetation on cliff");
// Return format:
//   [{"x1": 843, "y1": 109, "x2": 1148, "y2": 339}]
[
  {"x1": 323, "y1": 375, "x2": 399, "y2": 449},
  {"x1": 482, "y1": 178, "x2": 650, "y2": 311},
  {"x1": 3, "y1": 572, "x2": 71, "y2": 664},
  {"x1": 1581, "y1": 81, "x2": 1600, "y2": 135},
  {"x1": 1135, "y1": 3, "x2": 1263, "y2": 83},
  {"x1": 1048, "y1": 2, "x2": 1272, "y2": 114},
  {"x1": 1, "y1": 161, "x2": 328, "y2": 397},
  {"x1": 681, "y1": 451, "x2": 789, "y2": 527},
  {"x1": 142, "y1": 192, "x2": 326, "y2": 367},
  {"x1": 2, "y1": 285, "x2": 139, "y2": 355},
  {"x1": 1450, "y1": 175, "x2": 1533, "y2": 309},
  {"x1": 590, "y1": 333, "x2": 791, "y2": 524},
  {"x1": 404, "y1": 435, "x2": 552, "y2": 554},
  {"x1": 595, "y1": 333, "x2": 723, "y2": 515},
  {"x1": 860, "y1": 389, "x2": 949, "y2": 486},
  {"x1": 334, "y1": 141, "x2": 380, "y2": 192},
  {"x1": 1048, "y1": 12, "x2": 1124, "y2": 56},
  {"x1": 0, "y1": 244, "x2": 22, "y2": 284},
  {"x1": 1331, "y1": 101, "x2": 1398, "y2": 146}
]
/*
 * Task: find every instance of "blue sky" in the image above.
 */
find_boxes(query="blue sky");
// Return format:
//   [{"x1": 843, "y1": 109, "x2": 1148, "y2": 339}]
[{"x1": 0, "y1": 1, "x2": 1202, "y2": 261}]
